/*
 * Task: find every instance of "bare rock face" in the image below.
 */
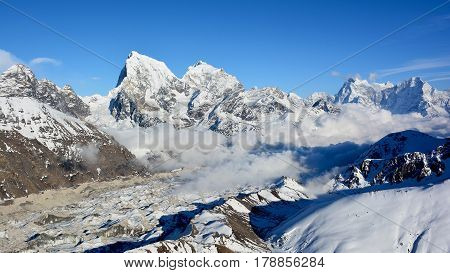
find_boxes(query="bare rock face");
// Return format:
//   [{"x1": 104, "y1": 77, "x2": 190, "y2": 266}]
[{"x1": 335, "y1": 130, "x2": 450, "y2": 189}]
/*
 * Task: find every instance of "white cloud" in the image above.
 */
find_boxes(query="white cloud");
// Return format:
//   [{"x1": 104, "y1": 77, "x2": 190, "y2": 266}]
[
  {"x1": 300, "y1": 104, "x2": 450, "y2": 146},
  {"x1": 0, "y1": 49, "x2": 62, "y2": 72},
  {"x1": 29, "y1": 57, "x2": 61, "y2": 66},
  {"x1": 330, "y1": 71, "x2": 341, "y2": 77},
  {"x1": 427, "y1": 76, "x2": 450, "y2": 82},
  {"x1": 0, "y1": 49, "x2": 22, "y2": 72},
  {"x1": 331, "y1": 70, "x2": 368, "y2": 81},
  {"x1": 91, "y1": 76, "x2": 101, "y2": 80},
  {"x1": 104, "y1": 106, "x2": 450, "y2": 196},
  {"x1": 376, "y1": 57, "x2": 450, "y2": 78}
]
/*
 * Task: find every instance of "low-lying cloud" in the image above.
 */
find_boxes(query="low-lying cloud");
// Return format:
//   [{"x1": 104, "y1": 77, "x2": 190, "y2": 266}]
[{"x1": 106, "y1": 104, "x2": 450, "y2": 195}]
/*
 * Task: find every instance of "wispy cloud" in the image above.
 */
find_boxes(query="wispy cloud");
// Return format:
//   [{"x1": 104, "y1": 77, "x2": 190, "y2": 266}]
[
  {"x1": 330, "y1": 71, "x2": 341, "y2": 77},
  {"x1": 427, "y1": 76, "x2": 450, "y2": 82},
  {"x1": 376, "y1": 57, "x2": 450, "y2": 78},
  {"x1": 330, "y1": 70, "x2": 362, "y2": 80},
  {"x1": 0, "y1": 49, "x2": 62, "y2": 72},
  {"x1": 0, "y1": 49, "x2": 22, "y2": 71},
  {"x1": 91, "y1": 76, "x2": 101, "y2": 80},
  {"x1": 29, "y1": 57, "x2": 61, "y2": 66}
]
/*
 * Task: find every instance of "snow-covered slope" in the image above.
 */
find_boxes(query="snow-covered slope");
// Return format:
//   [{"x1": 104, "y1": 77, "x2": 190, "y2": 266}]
[
  {"x1": 273, "y1": 179, "x2": 450, "y2": 253},
  {"x1": 130, "y1": 176, "x2": 309, "y2": 253},
  {"x1": 381, "y1": 77, "x2": 449, "y2": 116}
]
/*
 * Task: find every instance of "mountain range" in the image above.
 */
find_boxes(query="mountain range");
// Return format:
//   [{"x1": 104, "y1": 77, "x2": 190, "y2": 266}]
[
  {"x1": 0, "y1": 51, "x2": 449, "y2": 253},
  {"x1": 89, "y1": 51, "x2": 450, "y2": 135}
]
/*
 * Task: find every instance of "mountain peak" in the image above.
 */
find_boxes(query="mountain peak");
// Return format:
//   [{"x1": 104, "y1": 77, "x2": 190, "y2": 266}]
[
  {"x1": 186, "y1": 60, "x2": 219, "y2": 72},
  {"x1": 2, "y1": 64, "x2": 36, "y2": 81},
  {"x1": 115, "y1": 51, "x2": 177, "y2": 88},
  {"x1": 0, "y1": 64, "x2": 37, "y2": 97},
  {"x1": 357, "y1": 130, "x2": 445, "y2": 162},
  {"x1": 125, "y1": 51, "x2": 173, "y2": 72},
  {"x1": 404, "y1": 76, "x2": 424, "y2": 87},
  {"x1": 182, "y1": 60, "x2": 241, "y2": 93},
  {"x1": 193, "y1": 60, "x2": 208, "y2": 67}
]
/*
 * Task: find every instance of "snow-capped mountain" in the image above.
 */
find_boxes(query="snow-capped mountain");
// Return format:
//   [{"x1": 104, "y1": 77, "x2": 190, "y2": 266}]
[
  {"x1": 334, "y1": 77, "x2": 450, "y2": 117},
  {"x1": 334, "y1": 77, "x2": 393, "y2": 107},
  {"x1": 103, "y1": 52, "x2": 450, "y2": 137},
  {"x1": 109, "y1": 51, "x2": 192, "y2": 128},
  {"x1": 1, "y1": 52, "x2": 450, "y2": 254},
  {"x1": 334, "y1": 130, "x2": 449, "y2": 189},
  {"x1": 105, "y1": 51, "x2": 337, "y2": 135},
  {"x1": 0, "y1": 65, "x2": 90, "y2": 119},
  {"x1": 0, "y1": 66, "x2": 138, "y2": 200},
  {"x1": 183, "y1": 60, "x2": 244, "y2": 123}
]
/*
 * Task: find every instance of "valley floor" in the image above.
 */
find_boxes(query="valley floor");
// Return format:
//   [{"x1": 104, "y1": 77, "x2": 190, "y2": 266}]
[{"x1": 1, "y1": 171, "x2": 449, "y2": 253}]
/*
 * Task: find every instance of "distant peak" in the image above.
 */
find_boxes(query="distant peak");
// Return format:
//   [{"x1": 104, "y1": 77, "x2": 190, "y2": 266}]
[
  {"x1": 194, "y1": 60, "x2": 207, "y2": 67},
  {"x1": 127, "y1": 50, "x2": 141, "y2": 59},
  {"x1": 115, "y1": 51, "x2": 177, "y2": 89},
  {"x1": 185, "y1": 60, "x2": 222, "y2": 75},
  {"x1": 3, "y1": 64, "x2": 35, "y2": 78},
  {"x1": 402, "y1": 76, "x2": 424, "y2": 88},
  {"x1": 347, "y1": 77, "x2": 356, "y2": 83},
  {"x1": 408, "y1": 76, "x2": 423, "y2": 83},
  {"x1": 188, "y1": 60, "x2": 217, "y2": 71}
]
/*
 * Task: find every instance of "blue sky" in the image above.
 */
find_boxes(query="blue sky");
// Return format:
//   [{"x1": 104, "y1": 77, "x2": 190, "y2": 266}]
[{"x1": 1, "y1": 0, "x2": 450, "y2": 96}]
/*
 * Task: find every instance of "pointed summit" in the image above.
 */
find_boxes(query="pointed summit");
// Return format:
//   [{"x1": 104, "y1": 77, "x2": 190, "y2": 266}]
[
  {"x1": 116, "y1": 51, "x2": 177, "y2": 89},
  {"x1": 2, "y1": 64, "x2": 35, "y2": 79},
  {"x1": 182, "y1": 60, "x2": 242, "y2": 94},
  {"x1": 0, "y1": 64, "x2": 37, "y2": 97},
  {"x1": 193, "y1": 60, "x2": 207, "y2": 67}
]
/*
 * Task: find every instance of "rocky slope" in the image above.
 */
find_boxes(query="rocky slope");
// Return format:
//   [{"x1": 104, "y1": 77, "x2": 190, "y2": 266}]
[
  {"x1": 0, "y1": 66, "x2": 138, "y2": 200},
  {"x1": 333, "y1": 130, "x2": 449, "y2": 189}
]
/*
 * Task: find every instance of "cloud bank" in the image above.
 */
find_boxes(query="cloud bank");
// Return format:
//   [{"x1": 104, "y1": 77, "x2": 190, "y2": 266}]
[{"x1": 106, "y1": 104, "x2": 449, "y2": 195}]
